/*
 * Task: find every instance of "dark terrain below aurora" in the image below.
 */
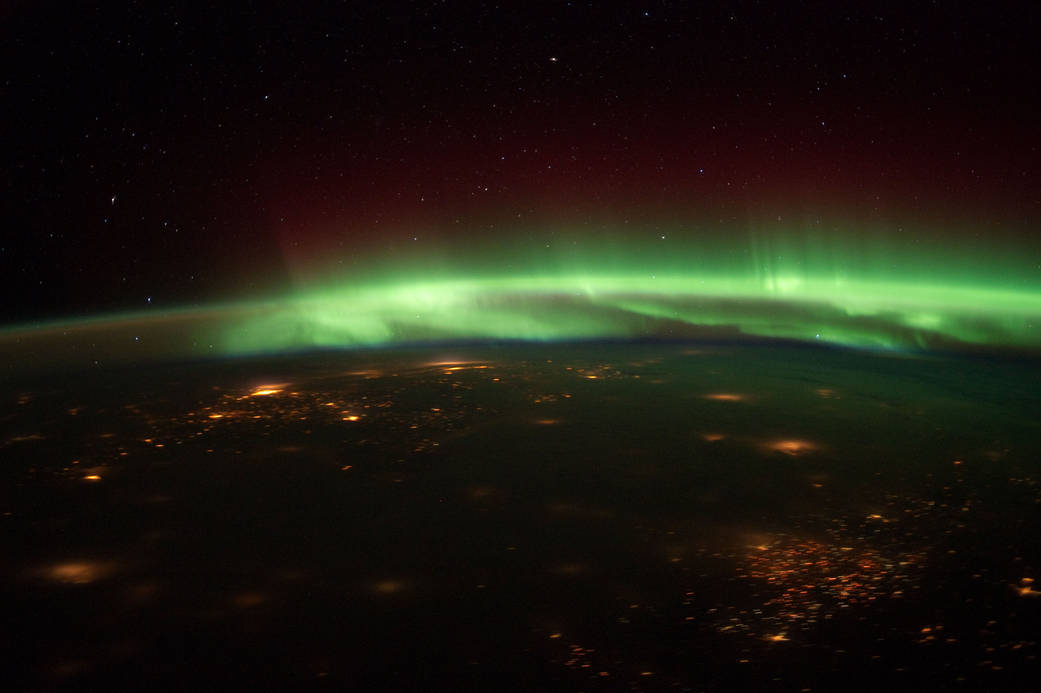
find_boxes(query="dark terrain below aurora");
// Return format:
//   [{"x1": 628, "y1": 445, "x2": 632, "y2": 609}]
[{"x1": 2, "y1": 340, "x2": 1040, "y2": 691}]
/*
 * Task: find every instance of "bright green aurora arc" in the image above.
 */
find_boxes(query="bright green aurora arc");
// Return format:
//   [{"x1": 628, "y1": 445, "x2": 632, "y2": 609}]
[{"x1": 4, "y1": 226, "x2": 1040, "y2": 369}]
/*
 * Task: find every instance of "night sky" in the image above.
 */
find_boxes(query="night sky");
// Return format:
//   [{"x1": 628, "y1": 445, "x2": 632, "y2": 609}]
[{"x1": 3, "y1": 2, "x2": 1039, "y2": 350}]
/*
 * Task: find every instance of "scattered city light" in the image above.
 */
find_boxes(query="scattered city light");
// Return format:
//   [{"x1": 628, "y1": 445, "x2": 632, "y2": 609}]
[
  {"x1": 251, "y1": 388, "x2": 282, "y2": 396},
  {"x1": 763, "y1": 439, "x2": 819, "y2": 456}
]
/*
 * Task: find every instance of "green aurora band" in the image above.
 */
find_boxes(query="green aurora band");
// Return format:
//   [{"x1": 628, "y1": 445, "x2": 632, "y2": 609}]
[{"x1": 3, "y1": 229, "x2": 1040, "y2": 367}]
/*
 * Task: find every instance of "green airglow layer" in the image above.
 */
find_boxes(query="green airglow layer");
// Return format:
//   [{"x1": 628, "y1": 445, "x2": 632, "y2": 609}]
[{"x1": 3, "y1": 229, "x2": 1041, "y2": 365}]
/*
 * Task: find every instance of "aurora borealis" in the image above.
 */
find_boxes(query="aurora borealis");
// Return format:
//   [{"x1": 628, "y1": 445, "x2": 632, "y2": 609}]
[
  {"x1": 3, "y1": 224, "x2": 1039, "y2": 368},
  {"x1": 3, "y1": 3, "x2": 1040, "y2": 364}
]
